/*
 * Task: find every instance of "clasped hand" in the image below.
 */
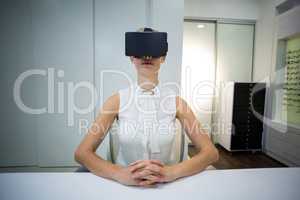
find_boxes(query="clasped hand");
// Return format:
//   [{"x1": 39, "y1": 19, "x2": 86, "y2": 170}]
[{"x1": 116, "y1": 159, "x2": 176, "y2": 187}]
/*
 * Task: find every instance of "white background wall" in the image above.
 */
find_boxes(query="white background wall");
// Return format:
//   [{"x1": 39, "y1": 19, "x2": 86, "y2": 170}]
[
  {"x1": 253, "y1": 0, "x2": 276, "y2": 82},
  {"x1": 184, "y1": 0, "x2": 260, "y2": 20},
  {"x1": 31, "y1": 0, "x2": 94, "y2": 167},
  {"x1": 0, "y1": 0, "x2": 37, "y2": 166}
]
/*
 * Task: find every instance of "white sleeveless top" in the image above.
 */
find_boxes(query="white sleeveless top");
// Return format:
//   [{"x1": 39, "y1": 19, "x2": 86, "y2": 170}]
[{"x1": 110, "y1": 82, "x2": 179, "y2": 166}]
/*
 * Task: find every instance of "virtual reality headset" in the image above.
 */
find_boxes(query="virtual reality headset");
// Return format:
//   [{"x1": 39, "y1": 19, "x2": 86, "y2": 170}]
[{"x1": 125, "y1": 30, "x2": 168, "y2": 58}]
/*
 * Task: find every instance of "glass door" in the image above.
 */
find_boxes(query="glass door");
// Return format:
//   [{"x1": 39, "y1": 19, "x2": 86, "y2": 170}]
[
  {"x1": 182, "y1": 21, "x2": 216, "y2": 137},
  {"x1": 182, "y1": 20, "x2": 255, "y2": 143}
]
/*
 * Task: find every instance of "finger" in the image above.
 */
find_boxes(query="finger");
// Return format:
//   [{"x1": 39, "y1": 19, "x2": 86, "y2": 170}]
[
  {"x1": 132, "y1": 169, "x2": 153, "y2": 179},
  {"x1": 149, "y1": 160, "x2": 164, "y2": 167},
  {"x1": 139, "y1": 180, "x2": 158, "y2": 187},
  {"x1": 144, "y1": 164, "x2": 163, "y2": 175},
  {"x1": 129, "y1": 161, "x2": 148, "y2": 173},
  {"x1": 143, "y1": 175, "x2": 161, "y2": 182}
]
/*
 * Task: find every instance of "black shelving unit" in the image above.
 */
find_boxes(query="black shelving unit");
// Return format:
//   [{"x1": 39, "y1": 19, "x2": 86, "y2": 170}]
[{"x1": 218, "y1": 82, "x2": 266, "y2": 151}]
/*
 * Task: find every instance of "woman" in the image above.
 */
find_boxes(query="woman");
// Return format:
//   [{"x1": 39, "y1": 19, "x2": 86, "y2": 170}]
[{"x1": 74, "y1": 28, "x2": 219, "y2": 187}]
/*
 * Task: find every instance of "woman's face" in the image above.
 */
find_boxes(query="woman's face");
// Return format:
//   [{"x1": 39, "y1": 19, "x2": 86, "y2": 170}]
[{"x1": 130, "y1": 56, "x2": 166, "y2": 76}]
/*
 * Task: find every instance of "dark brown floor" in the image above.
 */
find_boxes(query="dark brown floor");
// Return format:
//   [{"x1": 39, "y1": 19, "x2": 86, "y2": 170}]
[{"x1": 189, "y1": 144, "x2": 286, "y2": 169}]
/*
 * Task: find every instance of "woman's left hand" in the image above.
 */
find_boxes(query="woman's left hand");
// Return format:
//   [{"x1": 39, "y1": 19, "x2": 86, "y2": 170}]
[{"x1": 129, "y1": 160, "x2": 178, "y2": 186}]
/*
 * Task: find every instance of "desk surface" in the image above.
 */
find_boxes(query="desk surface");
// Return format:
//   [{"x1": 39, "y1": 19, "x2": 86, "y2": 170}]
[{"x1": 0, "y1": 168, "x2": 299, "y2": 200}]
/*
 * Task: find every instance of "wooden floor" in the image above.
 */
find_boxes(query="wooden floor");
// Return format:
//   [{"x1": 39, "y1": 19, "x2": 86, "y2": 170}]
[{"x1": 189, "y1": 144, "x2": 286, "y2": 169}]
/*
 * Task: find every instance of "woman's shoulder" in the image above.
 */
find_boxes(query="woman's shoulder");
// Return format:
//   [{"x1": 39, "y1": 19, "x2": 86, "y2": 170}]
[
  {"x1": 97, "y1": 92, "x2": 120, "y2": 119},
  {"x1": 116, "y1": 85, "x2": 135, "y2": 101},
  {"x1": 104, "y1": 92, "x2": 120, "y2": 108}
]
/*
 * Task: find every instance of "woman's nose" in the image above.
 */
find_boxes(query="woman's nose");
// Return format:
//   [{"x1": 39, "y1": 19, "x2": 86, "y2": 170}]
[{"x1": 142, "y1": 56, "x2": 152, "y2": 60}]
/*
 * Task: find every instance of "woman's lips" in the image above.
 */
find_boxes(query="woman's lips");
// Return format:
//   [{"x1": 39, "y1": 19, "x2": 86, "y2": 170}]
[{"x1": 142, "y1": 61, "x2": 153, "y2": 65}]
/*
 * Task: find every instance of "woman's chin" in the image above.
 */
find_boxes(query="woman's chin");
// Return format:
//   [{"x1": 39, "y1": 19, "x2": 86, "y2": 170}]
[{"x1": 141, "y1": 64, "x2": 153, "y2": 68}]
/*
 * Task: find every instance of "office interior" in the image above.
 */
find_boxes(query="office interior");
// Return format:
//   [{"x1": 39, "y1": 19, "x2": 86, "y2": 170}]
[{"x1": 0, "y1": 0, "x2": 299, "y2": 173}]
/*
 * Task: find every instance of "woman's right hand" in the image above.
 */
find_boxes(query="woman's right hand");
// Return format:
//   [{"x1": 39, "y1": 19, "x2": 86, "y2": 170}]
[
  {"x1": 114, "y1": 161, "x2": 161, "y2": 187},
  {"x1": 114, "y1": 166, "x2": 142, "y2": 186}
]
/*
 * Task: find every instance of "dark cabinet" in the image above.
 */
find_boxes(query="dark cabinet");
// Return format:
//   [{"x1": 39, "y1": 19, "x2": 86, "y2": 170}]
[{"x1": 218, "y1": 82, "x2": 266, "y2": 151}]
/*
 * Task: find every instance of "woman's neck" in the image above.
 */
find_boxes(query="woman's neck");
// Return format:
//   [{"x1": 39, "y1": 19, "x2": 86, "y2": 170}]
[{"x1": 137, "y1": 75, "x2": 159, "y2": 90}]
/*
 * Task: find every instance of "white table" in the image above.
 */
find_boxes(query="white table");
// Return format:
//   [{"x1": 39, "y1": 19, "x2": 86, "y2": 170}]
[{"x1": 0, "y1": 168, "x2": 299, "y2": 200}]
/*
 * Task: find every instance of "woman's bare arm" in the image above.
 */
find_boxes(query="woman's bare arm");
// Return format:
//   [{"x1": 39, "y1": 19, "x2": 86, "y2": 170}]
[
  {"x1": 74, "y1": 93, "x2": 121, "y2": 181},
  {"x1": 173, "y1": 96, "x2": 219, "y2": 179}
]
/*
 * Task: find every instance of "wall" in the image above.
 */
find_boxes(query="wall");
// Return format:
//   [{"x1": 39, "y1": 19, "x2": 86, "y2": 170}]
[
  {"x1": 0, "y1": 0, "x2": 37, "y2": 166},
  {"x1": 263, "y1": 1, "x2": 300, "y2": 166},
  {"x1": 0, "y1": 0, "x2": 95, "y2": 167},
  {"x1": 31, "y1": 0, "x2": 94, "y2": 167},
  {"x1": 0, "y1": 0, "x2": 185, "y2": 167},
  {"x1": 253, "y1": 0, "x2": 276, "y2": 82},
  {"x1": 184, "y1": 0, "x2": 260, "y2": 20}
]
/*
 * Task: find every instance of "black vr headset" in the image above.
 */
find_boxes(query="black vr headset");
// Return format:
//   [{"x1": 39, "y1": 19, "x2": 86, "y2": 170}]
[{"x1": 125, "y1": 28, "x2": 168, "y2": 58}]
